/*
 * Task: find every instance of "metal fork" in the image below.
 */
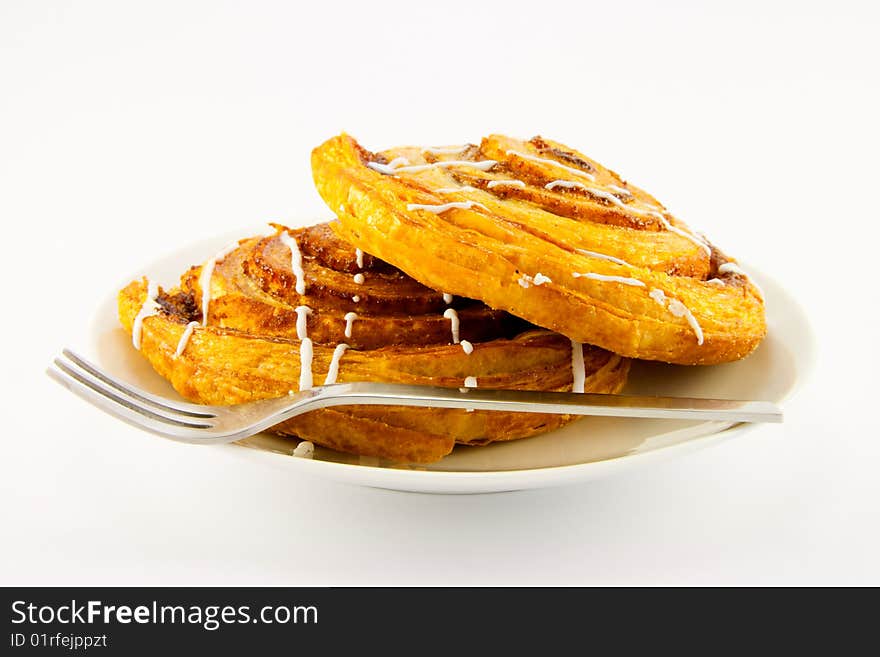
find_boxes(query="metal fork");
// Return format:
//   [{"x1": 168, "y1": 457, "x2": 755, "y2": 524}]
[{"x1": 47, "y1": 348, "x2": 782, "y2": 445}]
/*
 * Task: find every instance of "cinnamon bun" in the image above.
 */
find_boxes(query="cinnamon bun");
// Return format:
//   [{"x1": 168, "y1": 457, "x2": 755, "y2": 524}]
[
  {"x1": 118, "y1": 222, "x2": 630, "y2": 463},
  {"x1": 311, "y1": 134, "x2": 766, "y2": 365}
]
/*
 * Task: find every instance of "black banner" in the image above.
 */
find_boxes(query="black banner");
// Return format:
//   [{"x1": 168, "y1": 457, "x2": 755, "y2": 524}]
[
  {"x1": 4, "y1": 586, "x2": 843, "y2": 652},
  {"x1": 2, "y1": 587, "x2": 595, "y2": 652}
]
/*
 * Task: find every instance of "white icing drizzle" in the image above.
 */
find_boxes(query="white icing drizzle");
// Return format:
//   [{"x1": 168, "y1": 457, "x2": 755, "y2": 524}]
[
  {"x1": 132, "y1": 279, "x2": 161, "y2": 350},
  {"x1": 546, "y1": 179, "x2": 711, "y2": 256},
  {"x1": 575, "y1": 248, "x2": 635, "y2": 268},
  {"x1": 352, "y1": 295, "x2": 361, "y2": 303},
  {"x1": 343, "y1": 311, "x2": 358, "y2": 339},
  {"x1": 507, "y1": 150, "x2": 596, "y2": 182},
  {"x1": 518, "y1": 272, "x2": 551, "y2": 288},
  {"x1": 292, "y1": 306, "x2": 315, "y2": 390},
  {"x1": 407, "y1": 201, "x2": 487, "y2": 213},
  {"x1": 571, "y1": 341, "x2": 585, "y2": 393},
  {"x1": 299, "y1": 338, "x2": 314, "y2": 391},
  {"x1": 650, "y1": 211, "x2": 712, "y2": 257},
  {"x1": 649, "y1": 288, "x2": 667, "y2": 306},
  {"x1": 292, "y1": 441, "x2": 315, "y2": 458},
  {"x1": 281, "y1": 240, "x2": 313, "y2": 390},
  {"x1": 173, "y1": 321, "x2": 200, "y2": 359},
  {"x1": 459, "y1": 374, "x2": 478, "y2": 404},
  {"x1": 547, "y1": 180, "x2": 635, "y2": 212},
  {"x1": 607, "y1": 183, "x2": 633, "y2": 197},
  {"x1": 323, "y1": 343, "x2": 349, "y2": 385},
  {"x1": 545, "y1": 179, "x2": 589, "y2": 192},
  {"x1": 460, "y1": 340, "x2": 474, "y2": 355},
  {"x1": 443, "y1": 308, "x2": 460, "y2": 344},
  {"x1": 199, "y1": 241, "x2": 239, "y2": 326},
  {"x1": 366, "y1": 157, "x2": 411, "y2": 173},
  {"x1": 435, "y1": 185, "x2": 478, "y2": 193},
  {"x1": 572, "y1": 272, "x2": 645, "y2": 287},
  {"x1": 487, "y1": 179, "x2": 526, "y2": 189},
  {"x1": 648, "y1": 288, "x2": 704, "y2": 345},
  {"x1": 353, "y1": 273, "x2": 365, "y2": 284},
  {"x1": 587, "y1": 186, "x2": 631, "y2": 206},
  {"x1": 355, "y1": 248, "x2": 364, "y2": 269},
  {"x1": 442, "y1": 293, "x2": 453, "y2": 304},
  {"x1": 706, "y1": 278, "x2": 726, "y2": 286},
  {"x1": 370, "y1": 159, "x2": 497, "y2": 175},
  {"x1": 279, "y1": 231, "x2": 306, "y2": 296},
  {"x1": 366, "y1": 162, "x2": 396, "y2": 174},
  {"x1": 294, "y1": 305, "x2": 312, "y2": 340},
  {"x1": 422, "y1": 145, "x2": 469, "y2": 155},
  {"x1": 668, "y1": 299, "x2": 704, "y2": 345}
]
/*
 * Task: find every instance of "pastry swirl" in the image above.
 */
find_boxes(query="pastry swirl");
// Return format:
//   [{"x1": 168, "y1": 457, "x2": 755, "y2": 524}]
[
  {"x1": 118, "y1": 222, "x2": 630, "y2": 463},
  {"x1": 311, "y1": 134, "x2": 767, "y2": 365}
]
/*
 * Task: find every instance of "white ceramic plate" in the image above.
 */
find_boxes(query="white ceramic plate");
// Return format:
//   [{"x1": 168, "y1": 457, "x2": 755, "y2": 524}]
[{"x1": 85, "y1": 224, "x2": 813, "y2": 494}]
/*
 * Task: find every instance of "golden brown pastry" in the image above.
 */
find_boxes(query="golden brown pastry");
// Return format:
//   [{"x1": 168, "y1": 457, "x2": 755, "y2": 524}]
[
  {"x1": 118, "y1": 222, "x2": 630, "y2": 463},
  {"x1": 311, "y1": 134, "x2": 766, "y2": 365}
]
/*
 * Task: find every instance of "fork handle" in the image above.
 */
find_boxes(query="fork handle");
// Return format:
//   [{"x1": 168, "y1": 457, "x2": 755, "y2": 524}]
[{"x1": 306, "y1": 382, "x2": 782, "y2": 424}]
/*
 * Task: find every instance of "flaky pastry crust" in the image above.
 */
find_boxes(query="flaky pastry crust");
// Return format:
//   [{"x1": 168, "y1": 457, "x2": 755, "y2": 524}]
[
  {"x1": 311, "y1": 134, "x2": 767, "y2": 365},
  {"x1": 119, "y1": 223, "x2": 629, "y2": 463}
]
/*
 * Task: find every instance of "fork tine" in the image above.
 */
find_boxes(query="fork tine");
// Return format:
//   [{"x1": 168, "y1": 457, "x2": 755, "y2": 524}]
[
  {"x1": 61, "y1": 348, "x2": 215, "y2": 418},
  {"x1": 50, "y1": 357, "x2": 213, "y2": 430}
]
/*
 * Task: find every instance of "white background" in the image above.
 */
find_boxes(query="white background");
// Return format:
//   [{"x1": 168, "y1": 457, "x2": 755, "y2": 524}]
[{"x1": 1, "y1": 0, "x2": 878, "y2": 585}]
